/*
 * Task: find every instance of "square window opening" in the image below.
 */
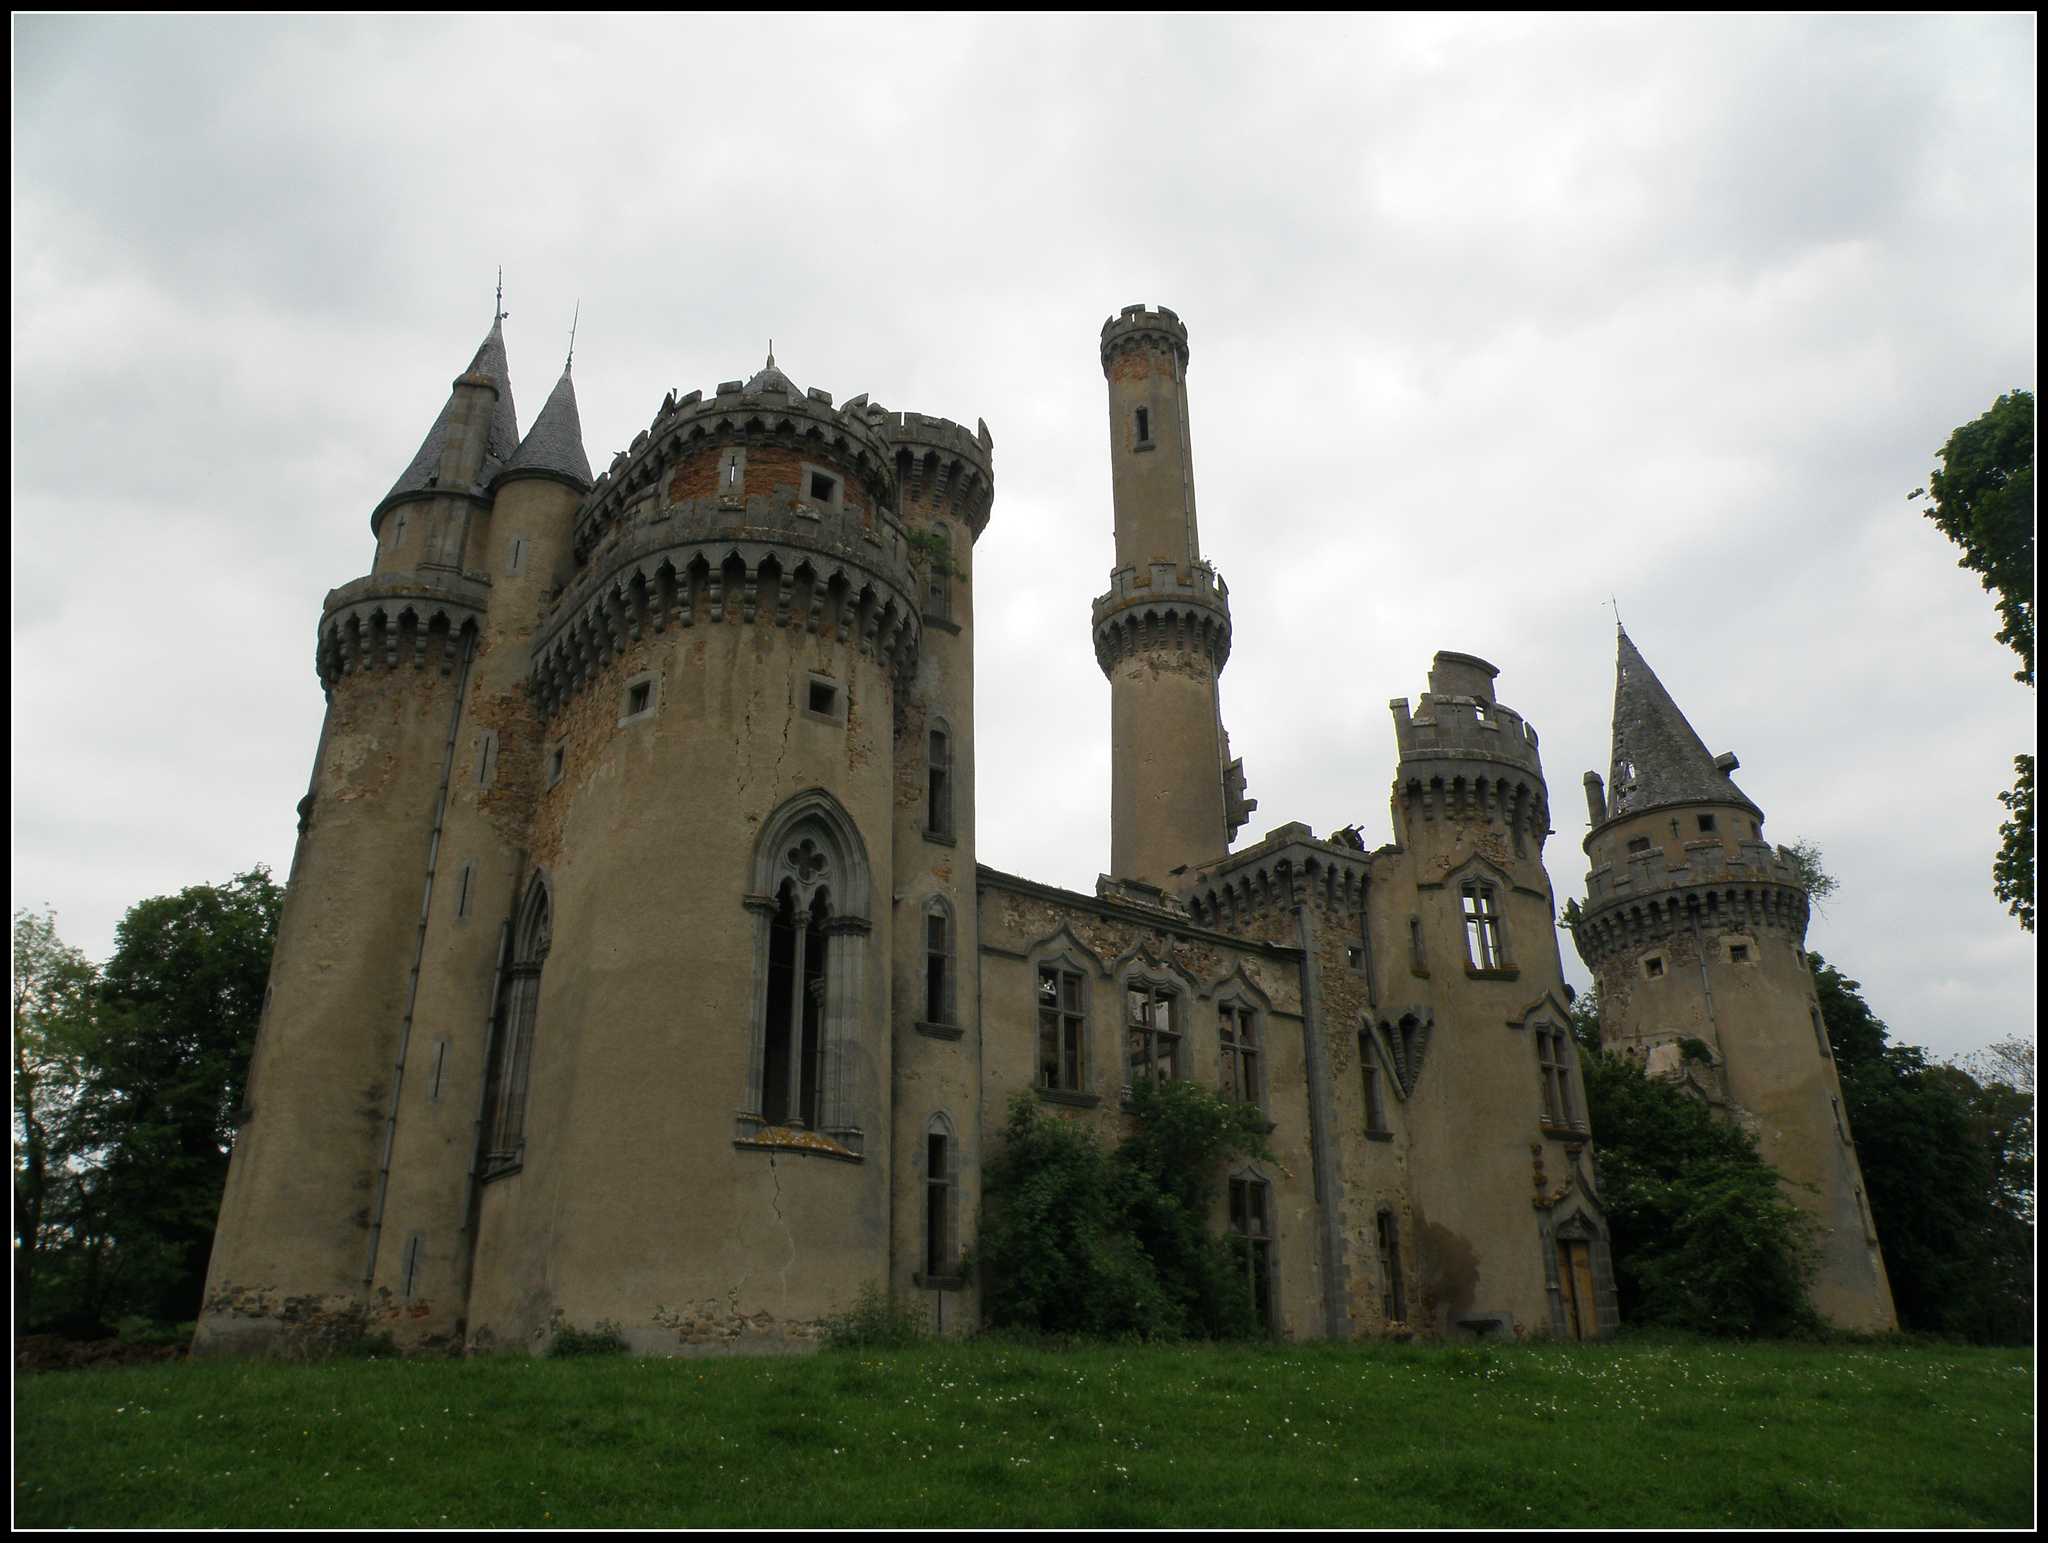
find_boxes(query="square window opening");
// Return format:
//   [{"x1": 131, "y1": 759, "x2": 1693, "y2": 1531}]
[
  {"x1": 1627, "y1": 836, "x2": 1652, "y2": 853},
  {"x1": 1644, "y1": 955, "x2": 1664, "y2": 978},
  {"x1": 809, "y1": 471, "x2": 838, "y2": 503},
  {"x1": 1729, "y1": 943, "x2": 1749, "y2": 963},
  {"x1": 808, "y1": 681, "x2": 837, "y2": 716},
  {"x1": 1697, "y1": 813, "x2": 1717, "y2": 833},
  {"x1": 627, "y1": 681, "x2": 651, "y2": 717}
]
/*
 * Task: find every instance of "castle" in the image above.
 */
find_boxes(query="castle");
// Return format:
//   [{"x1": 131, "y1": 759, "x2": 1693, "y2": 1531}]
[{"x1": 195, "y1": 304, "x2": 1894, "y2": 1355}]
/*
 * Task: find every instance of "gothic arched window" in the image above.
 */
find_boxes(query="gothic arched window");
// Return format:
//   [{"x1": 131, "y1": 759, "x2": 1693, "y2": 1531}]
[
  {"x1": 482, "y1": 875, "x2": 551, "y2": 1178},
  {"x1": 923, "y1": 897, "x2": 955, "y2": 1028},
  {"x1": 744, "y1": 791, "x2": 873, "y2": 1152}
]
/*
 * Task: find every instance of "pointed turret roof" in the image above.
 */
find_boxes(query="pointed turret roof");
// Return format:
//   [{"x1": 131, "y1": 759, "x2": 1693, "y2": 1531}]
[
  {"x1": 1605, "y1": 629, "x2": 1759, "y2": 820},
  {"x1": 494, "y1": 365, "x2": 592, "y2": 492},
  {"x1": 380, "y1": 318, "x2": 521, "y2": 510},
  {"x1": 742, "y1": 349, "x2": 799, "y2": 400}
]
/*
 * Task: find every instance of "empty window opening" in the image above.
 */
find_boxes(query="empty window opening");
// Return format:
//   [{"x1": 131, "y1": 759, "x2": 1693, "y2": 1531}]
[
  {"x1": 1461, "y1": 882, "x2": 1504, "y2": 969},
  {"x1": 1125, "y1": 983, "x2": 1181, "y2": 1084},
  {"x1": 1220, "y1": 1004, "x2": 1259, "y2": 1105},
  {"x1": 808, "y1": 680, "x2": 838, "y2": 716},
  {"x1": 1697, "y1": 813, "x2": 1717, "y2": 833},
  {"x1": 1643, "y1": 955, "x2": 1665, "y2": 979},
  {"x1": 809, "y1": 471, "x2": 838, "y2": 503},
  {"x1": 926, "y1": 1133, "x2": 953, "y2": 1275},
  {"x1": 927, "y1": 727, "x2": 953, "y2": 836},
  {"x1": 1360, "y1": 1032, "x2": 1387, "y2": 1132},
  {"x1": 762, "y1": 883, "x2": 829, "y2": 1129},
  {"x1": 455, "y1": 859, "x2": 477, "y2": 921},
  {"x1": 548, "y1": 745, "x2": 565, "y2": 786},
  {"x1": 1037, "y1": 966, "x2": 1084, "y2": 1092},
  {"x1": 1728, "y1": 943, "x2": 1749, "y2": 963},
  {"x1": 626, "y1": 681, "x2": 652, "y2": 717},
  {"x1": 1375, "y1": 1210, "x2": 1406, "y2": 1324},
  {"x1": 1229, "y1": 1178, "x2": 1274, "y2": 1328},
  {"x1": 1556, "y1": 1238, "x2": 1597, "y2": 1340},
  {"x1": 1134, "y1": 406, "x2": 1151, "y2": 444},
  {"x1": 1537, "y1": 1026, "x2": 1575, "y2": 1128},
  {"x1": 1627, "y1": 836, "x2": 1652, "y2": 854},
  {"x1": 1346, "y1": 944, "x2": 1365, "y2": 970},
  {"x1": 925, "y1": 906, "x2": 952, "y2": 1026}
]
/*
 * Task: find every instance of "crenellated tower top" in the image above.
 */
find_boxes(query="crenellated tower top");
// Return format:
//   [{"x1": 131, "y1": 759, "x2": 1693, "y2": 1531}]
[
  {"x1": 1100, "y1": 304, "x2": 1190, "y2": 375},
  {"x1": 1390, "y1": 652, "x2": 1551, "y2": 860}
]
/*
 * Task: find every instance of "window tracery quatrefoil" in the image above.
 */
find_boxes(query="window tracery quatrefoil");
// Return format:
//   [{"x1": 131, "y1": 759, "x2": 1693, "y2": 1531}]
[{"x1": 787, "y1": 839, "x2": 829, "y2": 883}]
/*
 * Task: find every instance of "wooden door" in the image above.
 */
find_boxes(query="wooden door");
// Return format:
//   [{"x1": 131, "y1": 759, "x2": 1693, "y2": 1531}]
[{"x1": 1557, "y1": 1240, "x2": 1595, "y2": 1340}]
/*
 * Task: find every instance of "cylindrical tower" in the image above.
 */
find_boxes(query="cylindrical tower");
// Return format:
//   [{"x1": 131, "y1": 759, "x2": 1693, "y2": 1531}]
[
  {"x1": 1378, "y1": 651, "x2": 1619, "y2": 1340},
  {"x1": 1571, "y1": 630, "x2": 1896, "y2": 1330},
  {"x1": 883, "y1": 410, "x2": 994, "y2": 1333},
  {"x1": 197, "y1": 319, "x2": 517, "y2": 1354},
  {"x1": 463, "y1": 358, "x2": 930, "y2": 1353},
  {"x1": 1092, "y1": 305, "x2": 1251, "y2": 888}
]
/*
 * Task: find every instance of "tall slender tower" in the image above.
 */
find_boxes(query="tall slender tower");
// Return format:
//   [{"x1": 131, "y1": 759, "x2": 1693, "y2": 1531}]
[
  {"x1": 1572, "y1": 630, "x2": 1896, "y2": 1330},
  {"x1": 1092, "y1": 305, "x2": 1253, "y2": 888}
]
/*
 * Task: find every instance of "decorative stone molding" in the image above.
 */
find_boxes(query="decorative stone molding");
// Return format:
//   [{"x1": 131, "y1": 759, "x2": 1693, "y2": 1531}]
[
  {"x1": 1181, "y1": 831, "x2": 1369, "y2": 930},
  {"x1": 316, "y1": 573, "x2": 488, "y2": 688},
  {"x1": 1571, "y1": 874, "x2": 1809, "y2": 970},
  {"x1": 529, "y1": 535, "x2": 921, "y2": 720},
  {"x1": 1100, "y1": 304, "x2": 1190, "y2": 375},
  {"x1": 1090, "y1": 560, "x2": 1232, "y2": 678}
]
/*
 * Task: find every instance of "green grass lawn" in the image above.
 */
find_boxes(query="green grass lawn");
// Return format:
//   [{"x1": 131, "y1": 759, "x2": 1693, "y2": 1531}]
[{"x1": 13, "y1": 1336, "x2": 2032, "y2": 1528}]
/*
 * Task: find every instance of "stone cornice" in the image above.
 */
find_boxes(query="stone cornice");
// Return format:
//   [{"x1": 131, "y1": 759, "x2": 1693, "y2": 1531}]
[{"x1": 1090, "y1": 560, "x2": 1232, "y2": 678}]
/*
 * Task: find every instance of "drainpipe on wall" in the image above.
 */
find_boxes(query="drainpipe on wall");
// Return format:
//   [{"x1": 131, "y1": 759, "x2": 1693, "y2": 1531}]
[
  {"x1": 363, "y1": 627, "x2": 478, "y2": 1288},
  {"x1": 1294, "y1": 902, "x2": 1352, "y2": 1341}
]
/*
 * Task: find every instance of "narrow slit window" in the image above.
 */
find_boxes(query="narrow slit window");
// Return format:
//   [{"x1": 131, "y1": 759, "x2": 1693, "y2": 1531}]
[
  {"x1": 428, "y1": 1037, "x2": 450, "y2": 1103},
  {"x1": 400, "y1": 1232, "x2": 424, "y2": 1302},
  {"x1": 1037, "y1": 965, "x2": 1084, "y2": 1092},
  {"x1": 1376, "y1": 1210, "x2": 1406, "y2": 1324},
  {"x1": 927, "y1": 727, "x2": 953, "y2": 837},
  {"x1": 925, "y1": 905, "x2": 952, "y2": 1025},
  {"x1": 507, "y1": 535, "x2": 529, "y2": 576},
  {"x1": 1360, "y1": 1032, "x2": 1387, "y2": 1132},
  {"x1": 548, "y1": 745, "x2": 565, "y2": 786},
  {"x1": 1461, "y1": 882, "x2": 1504, "y2": 970},
  {"x1": 1125, "y1": 983, "x2": 1180, "y2": 1084},
  {"x1": 455, "y1": 859, "x2": 477, "y2": 920},
  {"x1": 1220, "y1": 1005, "x2": 1258, "y2": 1106},
  {"x1": 1134, "y1": 406, "x2": 1151, "y2": 444},
  {"x1": 926, "y1": 1132, "x2": 953, "y2": 1275},
  {"x1": 1228, "y1": 1177, "x2": 1274, "y2": 1327},
  {"x1": 1812, "y1": 1007, "x2": 1830, "y2": 1058},
  {"x1": 476, "y1": 731, "x2": 499, "y2": 789},
  {"x1": 761, "y1": 884, "x2": 828, "y2": 1130},
  {"x1": 483, "y1": 882, "x2": 551, "y2": 1177}
]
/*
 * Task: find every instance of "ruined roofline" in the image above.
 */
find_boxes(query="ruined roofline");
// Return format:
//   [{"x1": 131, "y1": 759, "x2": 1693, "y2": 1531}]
[{"x1": 974, "y1": 864, "x2": 1304, "y2": 961}]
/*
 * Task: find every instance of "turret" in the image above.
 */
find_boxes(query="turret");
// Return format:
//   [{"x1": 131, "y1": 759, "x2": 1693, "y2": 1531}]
[
  {"x1": 1389, "y1": 651, "x2": 1551, "y2": 863},
  {"x1": 1092, "y1": 306, "x2": 1252, "y2": 888},
  {"x1": 1570, "y1": 629, "x2": 1896, "y2": 1331}
]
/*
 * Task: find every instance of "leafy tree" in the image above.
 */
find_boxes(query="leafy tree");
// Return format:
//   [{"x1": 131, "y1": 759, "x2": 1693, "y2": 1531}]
[
  {"x1": 972, "y1": 1078, "x2": 1270, "y2": 1340},
  {"x1": 66, "y1": 868, "x2": 284, "y2": 1326},
  {"x1": 1578, "y1": 1050, "x2": 1820, "y2": 1337},
  {"x1": 1911, "y1": 389, "x2": 2035, "y2": 931},
  {"x1": 1783, "y1": 839, "x2": 1839, "y2": 914},
  {"x1": 12, "y1": 909, "x2": 99, "y2": 1332},
  {"x1": 1811, "y1": 953, "x2": 2028, "y2": 1341}
]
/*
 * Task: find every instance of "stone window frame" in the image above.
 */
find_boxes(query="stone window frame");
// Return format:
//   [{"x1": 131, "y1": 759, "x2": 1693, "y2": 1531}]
[
  {"x1": 481, "y1": 871, "x2": 552, "y2": 1181},
  {"x1": 1117, "y1": 961, "x2": 1195, "y2": 1093},
  {"x1": 1639, "y1": 950, "x2": 1667, "y2": 981},
  {"x1": 803, "y1": 671, "x2": 844, "y2": 726},
  {"x1": 1720, "y1": 932, "x2": 1757, "y2": 966},
  {"x1": 1227, "y1": 1163, "x2": 1279, "y2": 1331},
  {"x1": 1357, "y1": 1026, "x2": 1392, "y2": 1139},
  {"x1": 922, "y1": 1110, "x2": 961, "y2": 1281},
  {"x1": 1208, "y1": 965, "x2": 1274, "y2": 1114},
  {"x1": 797, "y1": 460, "x2": 845, "y2": 518},
  {"x1": 1459, "y1": 879, "x2": 1509, "y2": 973},
  {"x1": 1027, "y1": 926, "x2": 1105, "y2": 1106},
  {"x1": 918, "y1": 894, "x2": 960, "y2": 1038},
  {"x1": 1131, "y1": 403, "x2": 1156, "y2": 452},
  {"x1": 1533, "y1": 1022, "x2": 1581, "y2": 1132},
  {"x1": 619, "y1": 668, "x2": 660, "y2": 727},
  {"x1": 924, "y1": 716, "x2": 956, "y2": 842},
  {"x1": 737, "y1": 788, "x2": 873, "y2": 1156}
]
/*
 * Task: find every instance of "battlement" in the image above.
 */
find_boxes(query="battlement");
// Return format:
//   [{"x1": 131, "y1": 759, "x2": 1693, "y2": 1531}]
[
  {"x1": 1100, "y1": 304, "x2": 1189, "y2": 375},
  {"x1": 1090, "y1": 560, "x2": 1232, "y2": 677},
  {"x1": 1390, "y1": 693, "x2": 1543, "y2": 776},
  {"x1": 880, "y1": 410, "x2": 995, "y2": 538},
  {"x1": 1180, "y1": 823, "x2": 1370, "y2": 931},
  {"x1": 316, "y1": 572, "x2": 490, "y2": 688},
  {"x1": 1582, "y1": 838, "x2": 1803, "y2": 909}
]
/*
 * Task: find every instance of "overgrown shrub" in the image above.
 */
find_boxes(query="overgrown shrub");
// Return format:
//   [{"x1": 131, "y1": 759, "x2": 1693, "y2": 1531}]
[
  {"x1": 971, "y1": 1079, "x2": 1271, "y2": 1340},
  {"x1": 545, "y1": 1320, "x2": 627, "y2": 1357},
  {"x1": 819, "y1": 1282, "x2": 929, "y2": 1351},
  {"x1": 1579, "y1": 1051, "x2": 1821, "y2": 1337}
]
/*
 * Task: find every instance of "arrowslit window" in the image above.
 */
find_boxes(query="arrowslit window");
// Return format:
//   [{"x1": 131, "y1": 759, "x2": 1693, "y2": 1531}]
[
  {"x1": 1220, "y1": 1004, "x2": 1259, "y2": 1105},
  {"x1": 1037, "y1": 965, "x2": 1084, "y2": 1091},
  {"x1": 1461, "y1": 881, "x2": 1504, "y2": 969},
  {"x1": 762, "y1": 881, "x2": 829, "y2": 1129},
  {"x1": 482, "y1": 879, "x2": 551, "y2": 1178},
  {"x1": 1228, "y1": 1176, "x2": 1274, "y2": 1327},
  {"x1": 1125, "y1": 982, "x2": 1180, "y2": 1084}
]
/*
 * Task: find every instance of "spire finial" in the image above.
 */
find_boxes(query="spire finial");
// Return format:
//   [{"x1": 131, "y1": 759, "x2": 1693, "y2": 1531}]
[
  {"x1": 566, "y1": 301, "x2": 579, "y2": 373},
  {"x1": 1611, "y1": 595, "x2": 1624, "y2": 635},
  {"x1": 494, "y1": 266, "x2": 508, "y2": 325},
  {"x1": 767, "y1": 340, "x2": 775, "y2": 369}
]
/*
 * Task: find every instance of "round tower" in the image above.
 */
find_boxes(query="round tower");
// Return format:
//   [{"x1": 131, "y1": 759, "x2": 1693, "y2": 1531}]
[
  {"x1": 463, "y1": 357, "x2": 932, "y2": 1352},
  {"x1": 1093, "y1": 305, "x2": 1250, "y2": 888},
  {"x1": 198, "y1": 318, "x2": 517, "y2": 1354},
  {"x1": 1571, "y1": 630, "x2": 1896, "y2": 1330}
]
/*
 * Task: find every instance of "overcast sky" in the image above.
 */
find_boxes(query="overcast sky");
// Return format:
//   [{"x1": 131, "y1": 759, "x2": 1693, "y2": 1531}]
[{"x1": 13, "y1": 15, "x2": 2035, "y2": 1059}]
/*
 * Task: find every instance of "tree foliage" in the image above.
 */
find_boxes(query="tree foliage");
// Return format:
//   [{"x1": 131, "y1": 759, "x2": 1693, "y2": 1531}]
[
  {"x1": 1993, "y1": 753, "x2": 2033, "y2": 932},
  {"x1": 10, "y1": 869, "x2": 283, "y2": 1336},
  {"x1": 972, "y1": 1078, "x2": 1272, "y2": 1340},
  {"x1": 1812, "y1": 953, "x2": 2032, "y2": 1344},
  {"x1": 1577, "y1": 1049, "x2": 1821, "y2": 1337}
]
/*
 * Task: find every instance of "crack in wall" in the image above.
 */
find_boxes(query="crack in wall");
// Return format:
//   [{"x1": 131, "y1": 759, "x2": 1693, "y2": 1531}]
[{"x1": 767, "y1": 1154, "x2": 796, "y2": 1300}]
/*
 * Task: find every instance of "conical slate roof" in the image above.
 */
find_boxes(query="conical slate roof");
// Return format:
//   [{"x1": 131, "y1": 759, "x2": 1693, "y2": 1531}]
[
  {"x1": 381, "y1": 319, "x2": 521, "y2": 508},
  {"x1": 495, "y1": 366, "x2": 592, "y2": 491},
  {"x1": 1605, "y1": 629, "x2": 1759, "y2": 819}
]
